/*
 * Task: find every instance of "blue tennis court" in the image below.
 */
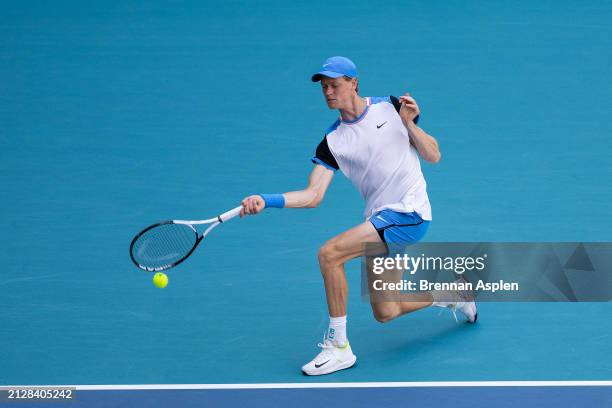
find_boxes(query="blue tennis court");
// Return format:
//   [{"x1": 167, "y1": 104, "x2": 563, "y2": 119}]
[{"x1": 1, "y1": 1, "x2": 611, "y2": 406}]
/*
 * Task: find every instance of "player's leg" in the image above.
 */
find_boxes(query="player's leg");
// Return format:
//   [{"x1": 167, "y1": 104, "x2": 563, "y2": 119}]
[
  {"x1": 317, "y1": 221, "x2": 379, "y2": 318},
  {"x1": 302, "y1": 221, "x2": 375, "y2": 375},
  {"x1": 366, "y1": 256, "x2": 433, "y2": 323},
  {"x1": 365, "y1": 210, "x2": 436, "y2": 322},
  {"x1": 303, "y1": 210, "x2": 477, "y2": 375},
  {"x1": 369, "y1": 271, "x2": 477, "y2": 324},
  {"x1": 368, "y1": 209, "x2": 477, "y2": 323},
  {"x1": 303, "y1": 220, "x2": 432, "y2": 375},
  {"x1": 317, "y1": 221, "x2": 430, "y2": 321}
]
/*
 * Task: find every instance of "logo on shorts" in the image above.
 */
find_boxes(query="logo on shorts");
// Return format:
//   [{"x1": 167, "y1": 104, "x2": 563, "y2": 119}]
[{"x1": 376, "y1": 215, "x2": 387, "y2": 223}]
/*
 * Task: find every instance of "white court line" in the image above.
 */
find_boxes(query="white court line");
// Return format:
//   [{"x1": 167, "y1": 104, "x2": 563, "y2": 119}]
[{"x1": 3, "y1": 381, "x2": 612, "y2": 390}]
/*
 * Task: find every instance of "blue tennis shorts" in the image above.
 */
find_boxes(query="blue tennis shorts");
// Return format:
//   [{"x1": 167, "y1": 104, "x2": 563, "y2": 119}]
[{"x1": 369, "y1": 209, "x2": 430, "y2": 244}]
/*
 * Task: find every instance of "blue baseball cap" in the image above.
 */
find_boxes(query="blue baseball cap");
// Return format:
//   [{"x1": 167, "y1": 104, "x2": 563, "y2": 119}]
[{"x1": 311, "y1": 56, "x2": 358, "y2": 82}]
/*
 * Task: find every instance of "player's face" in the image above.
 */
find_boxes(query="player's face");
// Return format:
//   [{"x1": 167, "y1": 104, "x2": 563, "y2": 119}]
[{"x1": 321, "y1": 77, "x2": 356, "y2": 109}]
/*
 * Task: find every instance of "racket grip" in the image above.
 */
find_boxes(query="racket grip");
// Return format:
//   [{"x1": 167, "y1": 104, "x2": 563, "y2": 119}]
[{"x1": 218, "y1": 206, "x2": 243, "y2": 223}]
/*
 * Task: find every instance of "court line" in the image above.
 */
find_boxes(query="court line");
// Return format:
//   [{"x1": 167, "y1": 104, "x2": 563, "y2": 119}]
[{"x1": 3, "y1": 381, "x2": 612, "y2": 390}]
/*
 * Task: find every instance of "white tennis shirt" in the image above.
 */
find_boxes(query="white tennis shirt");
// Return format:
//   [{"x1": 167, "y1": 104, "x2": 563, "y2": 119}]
[{"x1": 312, "y1": 96, "x2": 432, "y2": 221}]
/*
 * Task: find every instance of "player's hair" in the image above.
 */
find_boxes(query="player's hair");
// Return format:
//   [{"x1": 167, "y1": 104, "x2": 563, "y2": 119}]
[{"x1": 343, "y1": 76, "x2": 359, "y2": 94}]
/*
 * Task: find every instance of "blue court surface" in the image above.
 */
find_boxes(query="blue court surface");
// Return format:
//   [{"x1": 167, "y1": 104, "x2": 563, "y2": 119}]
[{"x1": 1, "y1": 1, "x2": 611, "y2": 407}]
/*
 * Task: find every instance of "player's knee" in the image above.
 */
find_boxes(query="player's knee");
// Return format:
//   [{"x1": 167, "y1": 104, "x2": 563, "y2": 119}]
[
  {"x1": 372, "y1": 305, "x2": 398, "y2": 323},
  {"x1": 318, "y1": 242, "x2": 340, "y2": 269}
]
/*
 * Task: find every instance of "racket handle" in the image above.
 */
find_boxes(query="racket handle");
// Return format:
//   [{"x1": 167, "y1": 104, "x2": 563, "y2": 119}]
[{"x1": 218, "y1": 206, "x2": 243, "y2": 223}]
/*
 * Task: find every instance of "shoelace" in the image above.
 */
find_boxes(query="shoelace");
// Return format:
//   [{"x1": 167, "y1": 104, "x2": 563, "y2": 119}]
[
  {"x1": 439, "y1": 279, "x2": 472, "y2": 322},
  {"x1": 314, "y1": 335, "x2": 346, "y2": 364},
  {"x1": 441, "y1": 301, "x2": 467, "y2": 323},
  {"x1": 314, "y1": 338, "x2": 337, "y2": 364}
]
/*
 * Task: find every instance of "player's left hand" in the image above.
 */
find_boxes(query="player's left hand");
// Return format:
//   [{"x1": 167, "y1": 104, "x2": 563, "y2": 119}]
[{"x1": 398, "y1": 93, "x2": 420, "y2": 123}]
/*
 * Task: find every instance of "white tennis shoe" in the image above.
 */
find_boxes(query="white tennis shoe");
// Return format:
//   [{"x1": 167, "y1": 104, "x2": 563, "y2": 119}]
[
  {"x1": 301, "y1": 339, "x2": 357, "y2": 376},
  {"x1": 446, "y1": 298, "x2": 478, "y2": 323},
  {"x1": 433, "y1": 277, "x2": 478, "y2": 323}
]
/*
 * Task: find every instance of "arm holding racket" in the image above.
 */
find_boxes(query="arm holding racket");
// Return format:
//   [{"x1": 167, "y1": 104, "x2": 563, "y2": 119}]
[
  {"x1": 240, "y1": 164, "x2": 334, "y2": 217},
  {"x1": 130, "y1": 166, "x2": 333, "y2": 271}
]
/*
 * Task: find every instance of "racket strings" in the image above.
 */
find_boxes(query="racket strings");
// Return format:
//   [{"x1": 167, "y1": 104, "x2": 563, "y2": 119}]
[{"x1": 131, "y1": 223, "x2": 198, "y2": 269}]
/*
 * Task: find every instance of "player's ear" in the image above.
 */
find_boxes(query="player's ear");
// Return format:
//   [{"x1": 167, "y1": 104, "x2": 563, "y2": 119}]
[{"x1": 354, "y1": 78, "x2": 359, "y2": 94}]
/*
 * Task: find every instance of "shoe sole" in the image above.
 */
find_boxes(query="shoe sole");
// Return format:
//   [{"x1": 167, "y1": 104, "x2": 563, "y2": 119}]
[{"x1": 302, "y1": 355, "x2": 357, "y2": 376}]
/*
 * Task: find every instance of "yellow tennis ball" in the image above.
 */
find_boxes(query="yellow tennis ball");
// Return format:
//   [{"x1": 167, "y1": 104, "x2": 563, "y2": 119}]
[{"x1": 153, "y1": 272, "x2": 168, "y2": 288}]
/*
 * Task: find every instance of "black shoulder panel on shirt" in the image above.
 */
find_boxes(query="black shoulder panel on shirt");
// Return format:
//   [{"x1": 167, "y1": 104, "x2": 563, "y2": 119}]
[
  {"x1": 390, "y1": 95, "x2": 420, "y2": 124},
  {"x1": 390, "y1": 95, "x2": 402, "y2": 113},
  {"x1": 312, "y1": 136, "x2": 340, "y2": 170}
]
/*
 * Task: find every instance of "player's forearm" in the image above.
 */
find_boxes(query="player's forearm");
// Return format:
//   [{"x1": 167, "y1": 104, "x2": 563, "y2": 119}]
[
  {"x1": 283, "y1": 189, "x2": 321, "y2": 209},
  {"x1": 404, "y1": 121, "x2": 441, "y2": 163}
]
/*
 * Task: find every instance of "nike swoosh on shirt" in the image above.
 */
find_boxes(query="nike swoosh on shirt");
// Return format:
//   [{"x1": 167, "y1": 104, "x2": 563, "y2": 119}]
[
  {"x1": 377, "y1": 122, "x2": 387, "y2": 129},
  {"x1": 315, "y1": 360, "x2": 330, "y2": 368}
]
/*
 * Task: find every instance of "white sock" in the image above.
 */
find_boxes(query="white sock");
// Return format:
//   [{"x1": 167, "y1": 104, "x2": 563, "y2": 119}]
[{"x1": 327, "y1": 315, "x2": 347, "y2": 346}]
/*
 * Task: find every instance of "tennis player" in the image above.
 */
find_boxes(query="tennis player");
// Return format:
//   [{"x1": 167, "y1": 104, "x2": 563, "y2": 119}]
[{"x1": 240, "y1": 56, "x2": 477, "y2": 375}]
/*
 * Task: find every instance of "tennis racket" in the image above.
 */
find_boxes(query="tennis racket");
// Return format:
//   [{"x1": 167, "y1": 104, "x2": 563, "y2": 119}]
[{"x1": 129, "y1": 206, "x2": 243, "y2": 272}]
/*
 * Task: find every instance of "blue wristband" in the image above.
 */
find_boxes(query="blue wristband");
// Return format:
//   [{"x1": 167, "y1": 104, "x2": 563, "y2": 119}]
[{"x1": 259, "y1": 193, "x2": 285, "y2": 208}]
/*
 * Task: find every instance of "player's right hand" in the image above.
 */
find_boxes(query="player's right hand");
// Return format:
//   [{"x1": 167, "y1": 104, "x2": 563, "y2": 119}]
[{"x1": 240, "y1": 195, "x2": 265, "y2": 217}]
